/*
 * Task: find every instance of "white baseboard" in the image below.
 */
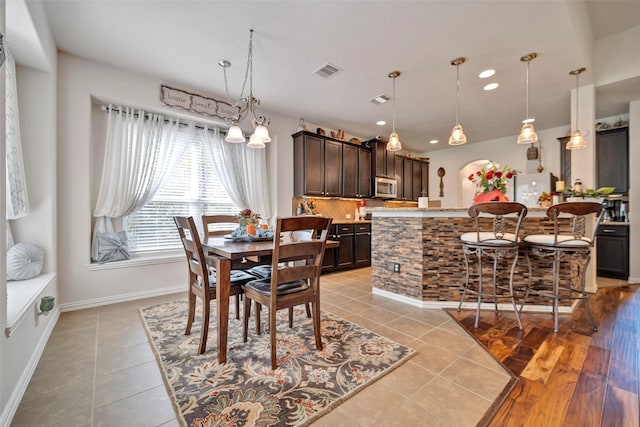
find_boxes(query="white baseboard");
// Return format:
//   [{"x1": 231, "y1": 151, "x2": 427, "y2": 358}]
[
  {"x1": 59, "y1": 284, "x2": 185, "y2": 312},
  {"x1": 0, "y1": 309, "x2": 60, "y2": 427},
  {"x1": 372, "y1": 286, "x2": 575, "y2": 313},
  {"x1": 628, "y1": 275, "x2": 640, "y2": 284}
]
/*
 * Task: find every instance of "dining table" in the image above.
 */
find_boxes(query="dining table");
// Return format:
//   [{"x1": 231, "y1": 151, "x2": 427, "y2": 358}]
[{"x1": 203, "y1": 236, "x2": 339, "y2": 363}]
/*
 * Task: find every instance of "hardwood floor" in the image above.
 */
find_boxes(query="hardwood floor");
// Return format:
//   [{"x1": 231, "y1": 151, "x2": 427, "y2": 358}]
[{"x1": 448, "y1": 282, "x2": 640, "y2": 427}]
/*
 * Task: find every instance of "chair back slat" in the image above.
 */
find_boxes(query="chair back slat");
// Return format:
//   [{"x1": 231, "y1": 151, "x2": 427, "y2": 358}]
[
  {"x1": 202, "y1": 214, "x2": 240, "y2": 238},
  {"x1": 174, "y1": 216, "x2": 211, "y2": 298},
  {"x1": 467, "y1": 202, "x2": 528, "y2": 244},
  {"x1": 547, "y1": 202, "x2": 604, "y2": 244}
]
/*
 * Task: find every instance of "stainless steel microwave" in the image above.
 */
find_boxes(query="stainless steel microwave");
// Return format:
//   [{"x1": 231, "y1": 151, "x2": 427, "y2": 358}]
[{"x1": 374, "y1": 177, "x2": 397, "y2": 199}]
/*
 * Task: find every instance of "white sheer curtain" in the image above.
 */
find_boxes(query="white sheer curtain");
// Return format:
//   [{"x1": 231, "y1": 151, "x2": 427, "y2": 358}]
[
  {"x1": 91, "y1": 106, "x2": 190, "y2": 260},
  {"x1": 5, "y1": 49, "x2": 29, "y2": 221},
  {"x1": 200, "y1": 126, "x2": 272, "y2": 221}
]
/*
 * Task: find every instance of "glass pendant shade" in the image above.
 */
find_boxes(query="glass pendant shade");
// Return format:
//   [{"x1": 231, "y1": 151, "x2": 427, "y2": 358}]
[
  {"x1": 448, "y1": 124, "x2": 467, "y2": 146},
  {"x1": 517, "y1": 122, "x2": 538, "y2": 144},
  {"x1": 225, "y1": 125, "x2": 246, "y2": 143},
  {"x1": 252, "y1": 125, "x2": 271, "y2": 143},
  {"x1": 387, "y1": 132, "x2": 402, "y2": 151},
  {"x1": 247, "y1": 132, "x2": 266, "y2": 149},
  {"x1": 565, "y1": 130, "x2": 586, "y2": 150}
]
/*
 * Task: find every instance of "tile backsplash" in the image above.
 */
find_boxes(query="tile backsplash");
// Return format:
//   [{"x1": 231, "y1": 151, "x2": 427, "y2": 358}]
[{"x1": 291, "y1": 197, "x2": 421, "y2": 221}]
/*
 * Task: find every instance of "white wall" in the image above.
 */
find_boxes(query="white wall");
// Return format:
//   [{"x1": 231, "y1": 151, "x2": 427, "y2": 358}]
[
  {"x1": 425, "y1": 125, "x2": 565, "y2": 207},
  {"x1": 0, "y1": 0, "x2": 7, "y2": 417},
  {"x1": 594, "y1": 26, "x2": 640, "y2": 87}
]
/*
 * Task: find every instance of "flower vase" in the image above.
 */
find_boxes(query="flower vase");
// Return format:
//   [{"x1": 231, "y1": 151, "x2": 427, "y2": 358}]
[{"x1": 473, "y1": 189, "x2": 509, "y2": 204}]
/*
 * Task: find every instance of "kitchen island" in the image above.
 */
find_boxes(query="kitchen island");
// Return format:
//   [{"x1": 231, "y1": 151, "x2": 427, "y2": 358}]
[{"x1": 368, "y1": 207, "x2": 597, "y2": 312}]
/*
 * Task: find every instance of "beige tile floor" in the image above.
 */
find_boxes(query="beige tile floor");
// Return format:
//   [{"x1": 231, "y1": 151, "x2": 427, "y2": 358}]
[{"x1": 12, "y1": 268, "x2": 511, "y2": 427}]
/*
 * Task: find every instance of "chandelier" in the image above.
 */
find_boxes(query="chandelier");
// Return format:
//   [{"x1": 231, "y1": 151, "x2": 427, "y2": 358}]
[
  {"x1": 566, "y1": 67, "x2": 587, "y2": 150},
  {"x1": 219, "y1": 29, "x2": 271, "y2": 148},
  {"x1": 516, "y1": 52, "x2": 539, "y2": 145}
]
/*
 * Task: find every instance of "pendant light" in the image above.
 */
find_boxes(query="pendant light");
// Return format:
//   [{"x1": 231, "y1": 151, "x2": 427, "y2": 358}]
[
  {"x1": 566, "y1": 67, "x2": 587, "y2": 150},
  {"x1": 386, "y1": 71, "x2": 402, "y2": 151},
  {"x1": 449, "y1": 57, "x2": 467, "y2": 146},
  {"x1": 516, "y1": 53, "x2": 539, "y2": 145}
]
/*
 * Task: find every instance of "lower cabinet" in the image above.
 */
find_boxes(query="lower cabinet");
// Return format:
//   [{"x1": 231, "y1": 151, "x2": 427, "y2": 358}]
[
  {"x1": 322, "y1": 222, "x2": 371, "y2": 273},
  {"x1": 596, "y1": 224, "x2": 629, "y2": 280}
]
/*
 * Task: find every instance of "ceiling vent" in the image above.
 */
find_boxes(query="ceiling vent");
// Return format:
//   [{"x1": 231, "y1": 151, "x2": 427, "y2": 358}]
[
  {"x1": 369, "y1": 94, "x2": 390, "y2": 105},
  {"x1": 313, "y1": 63, "x2": 342, "y2": 79}
]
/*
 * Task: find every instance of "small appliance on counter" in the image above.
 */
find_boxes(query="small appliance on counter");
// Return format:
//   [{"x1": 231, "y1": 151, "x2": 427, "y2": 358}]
[{"x1": 603, "y1": 197, "x2": 629, "y2": 222}]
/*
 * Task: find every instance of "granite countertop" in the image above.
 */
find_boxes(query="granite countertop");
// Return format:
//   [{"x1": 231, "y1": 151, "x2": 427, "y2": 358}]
[{"x1": 331, "y1": 219, "x2": 372, "y2": 224}]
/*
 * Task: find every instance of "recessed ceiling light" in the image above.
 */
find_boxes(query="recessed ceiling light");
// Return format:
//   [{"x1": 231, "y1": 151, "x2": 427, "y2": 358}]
[
  {"x1": 376, "y1": 120, "x2": 386, "y2": 126},
  {"x1": 479, "y1": 69, "x2": 496, "y2": 79},
  {"x1": 429, "y1": 139, "x2": 439, "y2": 144},
  {"x1": 483, "y1": 82, "x2": 499, "y2": 91},
  {"x1": 523, "y1": 118, "x2": 536, "y2": 124}
]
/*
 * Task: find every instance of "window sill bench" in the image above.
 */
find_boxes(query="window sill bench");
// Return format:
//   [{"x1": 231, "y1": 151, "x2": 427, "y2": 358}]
[{"x1": 6, "y1": 272, "x2": 57, "y2": 337}]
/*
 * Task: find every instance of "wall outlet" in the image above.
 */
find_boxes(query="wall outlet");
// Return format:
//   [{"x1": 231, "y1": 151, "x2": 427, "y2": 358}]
[{"x1": 393, "y1": 263, "x2": 400, "y2": 273}]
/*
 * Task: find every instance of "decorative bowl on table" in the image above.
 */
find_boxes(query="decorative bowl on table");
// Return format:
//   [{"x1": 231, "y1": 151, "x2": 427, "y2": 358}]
[{"x1": 226, "y1": 226, "x2": 274, "y2": 242}]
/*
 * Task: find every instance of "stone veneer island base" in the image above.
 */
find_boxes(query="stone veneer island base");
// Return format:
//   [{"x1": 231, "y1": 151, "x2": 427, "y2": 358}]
[{"x1": 369, "y1": 207, "x2": 596, "y2": 313}]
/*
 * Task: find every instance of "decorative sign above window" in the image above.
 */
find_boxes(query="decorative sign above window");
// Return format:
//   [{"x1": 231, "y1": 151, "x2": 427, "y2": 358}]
[{"x1": 160, "y1": 85, "x2": 240, "y2": 120}]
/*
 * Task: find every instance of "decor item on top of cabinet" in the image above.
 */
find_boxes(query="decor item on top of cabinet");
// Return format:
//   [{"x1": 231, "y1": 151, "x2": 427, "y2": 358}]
[
  {"x1": 330, "y1": 130, "x2": 345, "y2": 140},
  {"x1": 468, "y1": 165, "x2": 514, "y2": 203},
  {"x1": 297, "y1": 118, "x2": 307, "y2": 132},
  {"x1": 316, "y1": 128, "x2": 325, "y2": 136}
]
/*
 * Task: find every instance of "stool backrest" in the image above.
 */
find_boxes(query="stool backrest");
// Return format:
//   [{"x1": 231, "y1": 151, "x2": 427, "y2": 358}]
[
  {"x1": 546, "y1": 202, "x2": 604, "y2": 245},
  {"x1": 468, "y1": 202, "x2": 528, "y2": 244}
]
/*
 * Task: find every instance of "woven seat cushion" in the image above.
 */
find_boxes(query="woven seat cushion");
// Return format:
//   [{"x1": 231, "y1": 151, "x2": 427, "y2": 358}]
[
  {"x1": 460, "y1": 232, "x2": 518, "y2": 245},
  {"x1": 247, "y1": 265, "x2": 272, "y2": 279},
  {"x1": 524, "y1": 234, "x2": 592, "y2": 247},
  {"x1": 244, "y1": 277, "x2": 309, "y2": 296}
]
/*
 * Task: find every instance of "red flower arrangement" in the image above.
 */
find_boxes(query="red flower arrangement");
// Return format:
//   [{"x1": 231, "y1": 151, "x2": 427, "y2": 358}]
[
  {"x1": 237, "y1": 209, "x2": 261, "y2": 227},
  {"x1": 468, "y1": 165, "x2": 515, "y2": 202}
]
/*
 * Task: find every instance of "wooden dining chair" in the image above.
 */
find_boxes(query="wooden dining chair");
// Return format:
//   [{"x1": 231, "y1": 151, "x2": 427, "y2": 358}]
[
  {"x1": 174, "y1": 216, "x2": 255, "y2": 354},
  {"x1": 242, "y1": 216, "x2": 332, "y2": 369}
]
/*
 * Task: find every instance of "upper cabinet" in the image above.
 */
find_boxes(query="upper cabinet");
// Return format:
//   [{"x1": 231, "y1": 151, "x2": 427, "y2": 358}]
[
  {"x1": 370, "y1": 139, "x2": 395, "y2": 178},
  {"x1": 596, "y1": 127, "x2": 628, "y2": 194},
  {"x1": 293, "y1": 131, "x2": 371, "y2": 198}
]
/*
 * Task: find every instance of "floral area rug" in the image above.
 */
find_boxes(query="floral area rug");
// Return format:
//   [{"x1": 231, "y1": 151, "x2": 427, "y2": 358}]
[{"x1": 140, "y1": 300, "x2": 415, "y2": 427}]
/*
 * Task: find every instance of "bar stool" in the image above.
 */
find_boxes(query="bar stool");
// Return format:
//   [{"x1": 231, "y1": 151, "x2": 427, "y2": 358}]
[
  {"x1": 521, "y1": 202, "x2": 604, "y2": 333},
  {"x1": 458, "y1": 202, "x2": 527, "y2": 329}
]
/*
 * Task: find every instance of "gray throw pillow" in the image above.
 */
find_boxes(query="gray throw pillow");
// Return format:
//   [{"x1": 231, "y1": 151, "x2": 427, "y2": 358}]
[
  {"x1": 7, "y1": 242, "x2": 44, "y2": 281},
  {"x1": 96, "y1": 231, "x2": 130, "y2": 263}
]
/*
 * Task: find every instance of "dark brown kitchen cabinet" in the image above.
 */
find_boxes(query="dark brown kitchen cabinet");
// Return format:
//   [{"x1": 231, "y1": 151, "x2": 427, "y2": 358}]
[
  {"x1": 334, "y1": 224, "x2": 355, "y2": 268},
  {"x1": 293, "y1": 132, "x2": 342, "y2": 197},
  {"x1": 597, "y1": 224, "x2": 628, "y2": 280},
  {"x1": 322, "y1": 246, "x2": 336, "y2": 273},
  {"x1": 343, "y1": 145, "x2": 372, "y2": 198},
  {"x1": 394, "y1": 156, "x2": 404, "y2": 199},
  {"x1": 324, "y1": 140, "x2": 343, "y2": 196},
  {"x1": 371, "y1": 139, "x2": 395, "y2": 178},
  {"x1": 358, "y1": 148, "x2": 372, "y2": 198},
  {"x1": 596, "y1": 127, "x2": 628, "y2": 194},
  {"x1": 354, "y1": 223, "x2": 371, "y2": 267},
  {"x1": 402, "y1": 158, "x2": 413, "y2": 200},
  {"x1": 420, "y1": 161, "x2": 429, "y2": 198},
  {"x1": 342, "y1": 144, "x2": 358, "y2": 198}
]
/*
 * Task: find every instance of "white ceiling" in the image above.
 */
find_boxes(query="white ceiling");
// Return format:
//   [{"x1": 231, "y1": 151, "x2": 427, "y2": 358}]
[{"x1": 7, "y1": 0, "x2": 640, "y2": 153}]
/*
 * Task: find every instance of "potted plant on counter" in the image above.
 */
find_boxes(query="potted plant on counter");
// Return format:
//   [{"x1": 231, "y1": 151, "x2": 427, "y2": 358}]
[{"x1": 565, "y1": 186, "x2": 615, "y2": 203}]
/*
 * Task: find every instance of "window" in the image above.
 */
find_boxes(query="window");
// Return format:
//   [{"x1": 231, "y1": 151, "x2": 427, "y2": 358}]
[{"x1": 126, "y1": 132, "x2": 237, "y2": 253}]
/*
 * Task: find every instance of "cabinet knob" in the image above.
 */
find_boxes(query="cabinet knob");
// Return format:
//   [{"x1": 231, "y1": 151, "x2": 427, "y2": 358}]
[{"x1": 602, "y1": 229, "x2": 616, "y2": 233}]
